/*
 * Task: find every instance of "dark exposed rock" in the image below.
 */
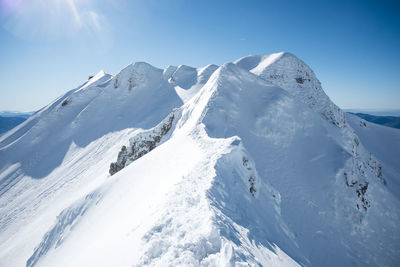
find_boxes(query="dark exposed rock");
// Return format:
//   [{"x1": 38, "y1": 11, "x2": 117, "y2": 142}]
[
  {"x1": 242, "y1": 156, "x2": 251, "y2": 170},
  {"x1": 344, "y1": 172, "x2": 358, "y2": 187},
  {"x1": 109, "y1": 112, "x2": 176, "y2": 176},
  {"x1": 249, "y1": 175, "x2": 256, "y2": 196},
  {"x1": 356, "y1": 182, "x2": 370, "y2": 211},
  {"x1": 295, "y1": 77, "x2": 305, "y2": 84},
  {"x1": 114, "y1": 78, "x2": 119, "y2": 88},
  {"x1": 295, "y1": 77, "x2": 311, "y2": 84},
  {"x1": 109, "y1": 146, "x2": 127, "y2": 175},
  {"x1": 128, "y1": 78, "x2": 135, "y2": 91},
  {"x1": 242, "y1": 156, "x2": 256, "y2": 196},
  {"x1": 269, "y1": 74, "x2": 285, "y2": 79},
  {"x1": 377, "y1": 165, "x2": 383, "y2": 180},
  {"x1": 61, "y1": 99, "x2": 70, "y2": 107}
]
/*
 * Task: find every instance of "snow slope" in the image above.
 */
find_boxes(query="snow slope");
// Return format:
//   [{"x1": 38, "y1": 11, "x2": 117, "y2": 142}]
[
  {"x1": 235, "y1": 52, "x2": 345, "y2": 127},
  {"x1": 0, "y1": 53, "x2": 399, "y2": 267},
  {"x1": 346, "y1": 113, "x2": 400, "y2": 196},
  {"x1": 166, "y1": 64, "x2": 219, "y2": 103}
]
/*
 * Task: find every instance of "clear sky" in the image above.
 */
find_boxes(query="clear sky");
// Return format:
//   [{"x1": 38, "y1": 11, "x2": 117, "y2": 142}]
[{"x1": 0, "y1": 0, "x2": 399, "y2": 112}]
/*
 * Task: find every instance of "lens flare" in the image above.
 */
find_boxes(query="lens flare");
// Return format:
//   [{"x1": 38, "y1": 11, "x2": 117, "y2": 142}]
[
  {"x1": 0, "y1": 0, "x2": 112, "y2": 47},
  {"x1": 0, "y1": 0, "x2": 24, "y2": 13}
]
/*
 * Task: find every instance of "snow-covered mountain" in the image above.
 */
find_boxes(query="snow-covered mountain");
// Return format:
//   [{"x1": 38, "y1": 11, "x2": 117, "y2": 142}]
[
  {"x1": 348, "y1": 112, "x2": 400, "y2": 129},
  {"x1": 0, "y1": 52, "x2": 399, "y2": 267}
]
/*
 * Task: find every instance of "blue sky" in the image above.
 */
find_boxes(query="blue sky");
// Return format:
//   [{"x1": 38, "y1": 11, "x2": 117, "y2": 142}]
[{"x1": 0, "y1": 0, "x2": 399, "y2": 112}]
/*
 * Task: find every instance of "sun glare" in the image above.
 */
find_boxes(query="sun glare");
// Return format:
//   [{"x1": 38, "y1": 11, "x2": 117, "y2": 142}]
[{"x1": 0, "y1": 0, "x2": 109, "y2": 41}]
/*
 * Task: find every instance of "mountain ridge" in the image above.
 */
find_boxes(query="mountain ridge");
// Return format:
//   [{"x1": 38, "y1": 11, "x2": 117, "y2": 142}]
[
  {"x1": 349, "y1": 112, "x2": 400, "y2": 129},
  {"x1": 0, "y1": 53, "x2": 399, "y2": 266}
]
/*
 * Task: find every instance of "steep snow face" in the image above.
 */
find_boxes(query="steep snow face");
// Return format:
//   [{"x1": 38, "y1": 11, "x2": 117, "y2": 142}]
[
  {"x1": 235, "y1": 52, "x2": 346, "y2": 127},
  {"x1": 234, "y1": 52, "x2": 284, "y2": 71},
  {"x1": 0, "y1": 61, "x2": 182, "y2": 178},
  {"x1": 0, "y1": 53, "x2": 399, "y2": 267},
  {"x1": 76, "y1": 70, "x2": 112, "y2": 92},
  {"x1": 346, "y1": 113, "x2": 400, "y2": 196},
  {"x1": 197, "y1": 64, "x2": 219, "y2": 84},
  {"x1": 191, "y1": 63, "x2": 399, "y2": 266},
  {"x1": 234, "y1": 54, "x2": 389, "y2": 232},
  {"x1": 113, "y1": 62, "x2": 164, "y2": 90},
  {"x1": 166, "y1": 64, "x2": 219, "y2": 103},
  {"x1": 168, "y1": 65, "x2": 198, "y2": 89}
]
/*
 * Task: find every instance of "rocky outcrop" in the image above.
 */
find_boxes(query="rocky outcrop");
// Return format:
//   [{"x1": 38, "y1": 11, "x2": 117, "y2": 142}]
[
  {"x1": 61, "y1": 99, "x2": 70, "y2": 107},
  {"x1": 109, "y1": 146, "x2": 128, "y2": 175},
  {"x1": 242, "y1": 156, "x2": 257, "y2": 196},
  {"x1": 109, "y1": 111, "x2": 178, "y2": 176}
]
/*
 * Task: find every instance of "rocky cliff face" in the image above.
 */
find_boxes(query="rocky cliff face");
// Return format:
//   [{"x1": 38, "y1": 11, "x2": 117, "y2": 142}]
[{"x1": 109, "y1": 110, "x2": 179, "y2": 175}]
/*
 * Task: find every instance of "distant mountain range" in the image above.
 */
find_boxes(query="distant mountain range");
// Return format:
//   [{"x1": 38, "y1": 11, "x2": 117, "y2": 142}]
[
  {"x1": 344, "y1": 109, "x2": 400, "y2": 117},
  {"x1": 0, "y1": 111, "x2": 34, "y2": 135},
  {"x1": 0, "y1": 111, "x2": 34, "y2": 118},
  {"x1": 348, "y1": 112, "x2": 400, "y2": 129}
]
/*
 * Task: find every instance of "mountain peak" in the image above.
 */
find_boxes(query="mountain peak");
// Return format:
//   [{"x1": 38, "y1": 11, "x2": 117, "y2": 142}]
[
  {"x1": 114, "y1": 62, "x2": 163, "y2": 89},
  {"x1": 234, "y1": 52, "x2": 286, "y2": 71},
  {"x1": 0, "y1": 53, "x2": 398, "y2": 267},
  {"x1": 235, "y1": 52, "x2": 346, "y2": 127}
]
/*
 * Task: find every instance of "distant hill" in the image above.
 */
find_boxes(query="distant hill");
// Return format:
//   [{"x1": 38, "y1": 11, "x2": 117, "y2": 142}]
[
  {"x1": 0, "y1": 111, "x2": 33, "y2": 118},
  {"x1": 344, "y1": 109, "x2": 400, "y2": 117},
  {"x1": 0, "y1": 111, "x2": 33, "y2": 135},
  {"x1": 0, "y1": 116, "x2": 27, "y2": 135},
  {"x1": 349, "y1": 112, "x2": 400, "y2": 129}
]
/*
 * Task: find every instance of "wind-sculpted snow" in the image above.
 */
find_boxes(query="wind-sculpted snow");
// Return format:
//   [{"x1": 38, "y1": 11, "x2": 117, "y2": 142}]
[
  {"x1": 113, "y1": 62, "x2": 163, "y2": 90},
  {"x1": 208, "y1": 143, "x2": 303, "y2": 266},
  {"x1": 187, "y1": 62, "x2": 399, "y2": 266},
  {"x1": 0, "y1": 53, "x2": 399, "y2": 267},
  {"x1": 168, "y1": 65, "x2": 198, "y2": 89},
  {"x1": 235, "y1": 52, "x2": 346, "y2": 127},
  {"x1": 133, "y1": 130, "x2": 299, "y2": 266},
  {"x1": 167, "y1": 63, "x2": 219, "y2": 103},
  {"x1": 134, "y1": 135, "x2": 231, "y2": 266},
  {"x1": 235, "y1": 53, "x2": 388, "y2": 225},
  {"x1": 26, "y1": 191, "x2": 102, "y2": 267}
]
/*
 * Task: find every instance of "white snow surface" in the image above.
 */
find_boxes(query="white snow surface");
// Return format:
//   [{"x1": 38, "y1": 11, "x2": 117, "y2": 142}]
[
  {"x1": 235, "y1": 52, "x2": 346, "y2": 127},
  {"x1": 0, "y1": 53, "x2": 399, "y2": 267}
]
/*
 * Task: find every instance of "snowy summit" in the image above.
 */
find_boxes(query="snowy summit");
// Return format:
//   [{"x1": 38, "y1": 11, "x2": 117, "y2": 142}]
[{"x1": 0, "y1": 52, "x2": 399, "y2": 267}]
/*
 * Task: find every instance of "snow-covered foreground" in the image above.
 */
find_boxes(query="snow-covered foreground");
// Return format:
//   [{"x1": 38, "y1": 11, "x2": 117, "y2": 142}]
[{"x1": 0, "y1": 53, "x2": 399, "y2": 266}]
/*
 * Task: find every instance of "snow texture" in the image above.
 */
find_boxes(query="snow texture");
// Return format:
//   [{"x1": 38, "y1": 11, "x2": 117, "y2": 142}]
[{"x1": 0, "y1": 53, "x2": 399, "y2": 267}]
